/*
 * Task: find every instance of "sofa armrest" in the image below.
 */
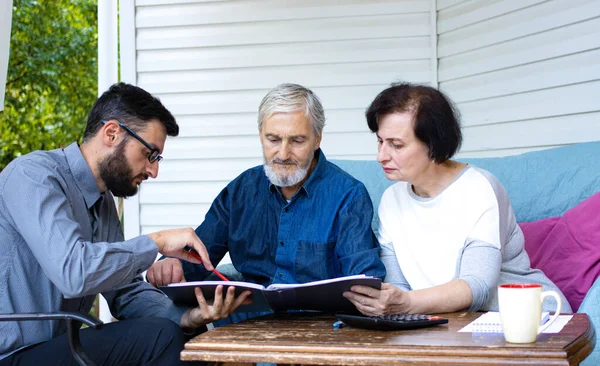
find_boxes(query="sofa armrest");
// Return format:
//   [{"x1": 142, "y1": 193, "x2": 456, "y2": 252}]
[{"x1": 0, "y1": 311, "x2": 103, "y2": 366}]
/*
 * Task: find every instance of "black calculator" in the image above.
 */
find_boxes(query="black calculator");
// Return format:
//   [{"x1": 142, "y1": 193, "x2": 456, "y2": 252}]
[{"x1": 335, "y1": 313, "x2": 448, "y2": 331}]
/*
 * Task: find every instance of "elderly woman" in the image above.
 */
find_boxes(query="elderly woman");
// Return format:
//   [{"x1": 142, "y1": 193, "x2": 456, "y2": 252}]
[{"x1": 344, "y1": 82, "x2": 570, "y2": 314}]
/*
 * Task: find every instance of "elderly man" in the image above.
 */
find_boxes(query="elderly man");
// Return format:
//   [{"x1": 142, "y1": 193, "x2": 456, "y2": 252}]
[
  {"x1": 147, "y1": 83, "x2": 385, "y2": 298},
  {"x1": 0, "y1": 83, "x2": 250, "y2": 365}
]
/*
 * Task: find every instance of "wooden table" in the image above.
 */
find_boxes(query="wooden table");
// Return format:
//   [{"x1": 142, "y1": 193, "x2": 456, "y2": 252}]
[{"x1": 182, "y1": 312, "x2": 595, "y2": 365}]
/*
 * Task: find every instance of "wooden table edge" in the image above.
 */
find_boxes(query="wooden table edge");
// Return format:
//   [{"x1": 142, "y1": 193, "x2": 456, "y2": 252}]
[
  {"x1": 566, "y1": 314, "x2": 596, "y2": 365},
  {"x1": 182, "y1": 313, "x2": 596, "y2": 365}
]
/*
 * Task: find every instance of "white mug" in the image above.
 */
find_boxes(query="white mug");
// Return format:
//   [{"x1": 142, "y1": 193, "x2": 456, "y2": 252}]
[{"x1": 498, "y1": 283, "x2": 562, "y2": 343}]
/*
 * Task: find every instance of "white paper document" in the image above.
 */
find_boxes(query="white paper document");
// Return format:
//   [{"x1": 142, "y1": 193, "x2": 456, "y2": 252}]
[
  {"x1": 542, "y1": 314, "x2": 574, "y2": 333},
  {"x1": 459, "y1": 311, "x2": 573, "y2": 333}
]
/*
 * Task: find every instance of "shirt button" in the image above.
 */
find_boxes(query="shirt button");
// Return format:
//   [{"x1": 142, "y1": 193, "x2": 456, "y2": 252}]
[
  {"x1": 279, "y1": 273, "x2": 283, "y2": 278},
  {"x1": 279, "y1": 241, "x2": 284, "y2": 246},
  {"x1": 284, "y1": 208, "x2": 289, "y2": 213}
]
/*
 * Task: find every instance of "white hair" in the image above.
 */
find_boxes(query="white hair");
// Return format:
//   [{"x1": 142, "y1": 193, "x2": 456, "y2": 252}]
[{"x1": 257, "y1": 83, "x2": 325, "y2": 136}]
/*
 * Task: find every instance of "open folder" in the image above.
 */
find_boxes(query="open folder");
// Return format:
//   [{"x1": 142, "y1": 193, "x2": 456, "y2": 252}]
[{"x1": 160, "y1": 274, "x2": 382, "y2": 313}]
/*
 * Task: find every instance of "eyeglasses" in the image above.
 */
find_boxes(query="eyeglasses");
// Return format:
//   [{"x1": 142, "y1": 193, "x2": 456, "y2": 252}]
[{"x1": 101, "y1": 120, "x2": 163, "y2": 163}]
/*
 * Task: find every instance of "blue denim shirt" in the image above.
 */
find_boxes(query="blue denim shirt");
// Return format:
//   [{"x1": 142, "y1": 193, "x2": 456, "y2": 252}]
[{"x1": 181, "y1": 149, "x2": 386, "y2": 286}]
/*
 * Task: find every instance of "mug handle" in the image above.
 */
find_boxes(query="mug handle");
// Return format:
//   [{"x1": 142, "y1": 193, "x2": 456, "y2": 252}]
[{"x1": 537, "y1": 291, "x2": 562, "y2": 334}]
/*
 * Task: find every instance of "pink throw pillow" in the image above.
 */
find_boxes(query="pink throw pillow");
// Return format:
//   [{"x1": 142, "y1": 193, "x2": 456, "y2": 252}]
[{"x1": 520, "y1": 192, "x2": 600, "y2": 311}]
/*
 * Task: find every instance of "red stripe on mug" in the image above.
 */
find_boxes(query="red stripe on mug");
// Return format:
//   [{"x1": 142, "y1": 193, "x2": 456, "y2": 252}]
[{"x1": 499, "y1": 284, "x2": 542, "y2": 289}]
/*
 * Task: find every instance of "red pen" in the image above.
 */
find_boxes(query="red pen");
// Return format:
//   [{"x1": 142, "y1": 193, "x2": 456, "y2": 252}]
[{"x1": 184, "y1": 246, "x2": 229, "y2": 281}]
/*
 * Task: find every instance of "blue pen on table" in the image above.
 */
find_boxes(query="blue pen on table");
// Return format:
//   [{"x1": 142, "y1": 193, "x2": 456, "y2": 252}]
[
  {"x1": 183, "y1": 246, "x2": 229, "y2": 282},
  {"x1": 333, "y1": 320, "x2": 346, "y2": 330}
]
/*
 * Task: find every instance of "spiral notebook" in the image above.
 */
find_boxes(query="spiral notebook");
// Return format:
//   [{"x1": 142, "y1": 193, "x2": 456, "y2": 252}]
[{"x1": 459, "y1": 311, "x2": 549, "y2": 333}]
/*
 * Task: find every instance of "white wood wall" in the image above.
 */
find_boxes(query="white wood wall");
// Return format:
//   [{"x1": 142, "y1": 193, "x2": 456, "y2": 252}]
[
  {"x1": 121, "y1": 0, "x2": 600, "y2": 238},
  {"x1": 132, "y1": 0, "x2": 436, "y2": 234},
  {"x1": 437, "y1": 0, "x2": 600, "y2": 158}
]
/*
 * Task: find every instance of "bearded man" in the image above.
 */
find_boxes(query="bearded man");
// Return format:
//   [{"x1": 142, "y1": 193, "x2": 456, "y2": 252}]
[
  {"x1": 147, "y1": 84, "x2": 386, "y2": 318},
  {"x1": 0, "y1": 83, "x2": 251, "y2": 365}
]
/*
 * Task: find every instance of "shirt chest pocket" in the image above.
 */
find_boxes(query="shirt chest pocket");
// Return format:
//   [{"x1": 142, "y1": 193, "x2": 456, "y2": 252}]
[{"x1": 295, "y1": 241, "x2": 336, "y2": 283}]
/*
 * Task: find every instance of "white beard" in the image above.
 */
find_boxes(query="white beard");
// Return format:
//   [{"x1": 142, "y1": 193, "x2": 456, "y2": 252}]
[{"x1": 263, "y1": 153, "x2": 313, "y2": 187}]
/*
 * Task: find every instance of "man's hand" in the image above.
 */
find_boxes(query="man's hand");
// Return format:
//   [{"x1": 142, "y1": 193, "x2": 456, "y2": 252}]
[
  {"x1": 147, "y1": 228, "x2": 214, "y2": 270},
  {"x1": 343, "y1": 283, "x2": 411, "y2": 316},
  {"x1": 180, "y1": 286, "x2": 253, "y2": 328},
  {"x1": 147, "y1": 258, "x2": 185, "y2": 287}
]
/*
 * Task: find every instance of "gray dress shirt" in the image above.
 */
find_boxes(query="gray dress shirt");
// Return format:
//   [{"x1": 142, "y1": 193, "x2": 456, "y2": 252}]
[{"x1": 0, "y1": 142, "x2": 187, "y2": 360}]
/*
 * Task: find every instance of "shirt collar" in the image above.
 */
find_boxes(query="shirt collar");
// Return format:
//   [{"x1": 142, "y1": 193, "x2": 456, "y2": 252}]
[
  {"x1": 64, "y1": 142, "x2": 102, "y2": 210},
  {"x1": 267, "y1": 148, "x2": 327, "y2": 199}
]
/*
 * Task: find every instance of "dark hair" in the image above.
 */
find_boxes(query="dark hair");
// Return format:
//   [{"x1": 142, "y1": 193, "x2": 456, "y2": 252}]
[
  {"x1": 365, "y1": 82, "x2": 462, "y2": 163},
  {"x1": 82, "y1": 82, "x2": 178, "y2": 142}
]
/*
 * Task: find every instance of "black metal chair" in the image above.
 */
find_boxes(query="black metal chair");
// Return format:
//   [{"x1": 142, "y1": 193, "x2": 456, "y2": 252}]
[{"x1": 0, "y1": 311, "x2": 103, "y2": 366}]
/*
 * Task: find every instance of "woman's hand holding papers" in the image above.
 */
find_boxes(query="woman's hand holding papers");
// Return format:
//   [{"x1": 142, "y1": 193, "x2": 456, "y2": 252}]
[
  {"x1": 343, "y1": 283, "x2": 412, "y2": 316},
  {"x1": 345, "y1": 280, "x2": 473, "y2": 315}
]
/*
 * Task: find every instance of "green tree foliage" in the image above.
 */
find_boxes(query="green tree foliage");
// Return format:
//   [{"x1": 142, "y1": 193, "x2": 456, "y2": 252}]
[{"x1": 0, "y1": 0, "x2": 97, "y2": 170}]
